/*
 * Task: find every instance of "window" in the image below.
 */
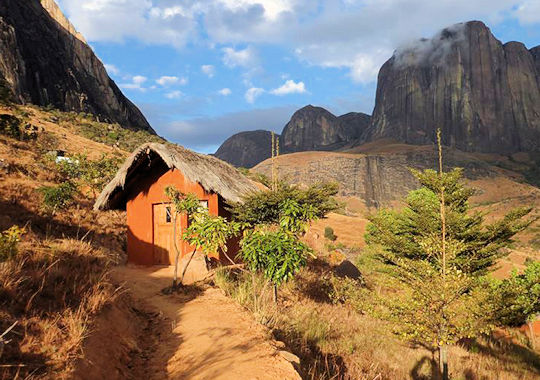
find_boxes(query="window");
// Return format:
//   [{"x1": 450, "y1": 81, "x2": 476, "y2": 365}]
[
  {"x1": 165, "y1": 206, "x2": 172, "y2": 223},
  {"x1": 199, "y1": 200, "x2": 208, "y2": 211}
]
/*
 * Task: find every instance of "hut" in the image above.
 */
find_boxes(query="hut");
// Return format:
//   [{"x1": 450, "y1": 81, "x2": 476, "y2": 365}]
[{"x1": 94, "y1": 143, "x2": 260, "y2": 266}]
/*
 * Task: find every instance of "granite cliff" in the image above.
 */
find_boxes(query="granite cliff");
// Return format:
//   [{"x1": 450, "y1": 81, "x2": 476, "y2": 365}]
[
  {"x1": 0, "y1": 0, "x2": 154, "y2": 132},
  {"x1": 362, "y1": 21, "x2": 540, "y2": 153}
]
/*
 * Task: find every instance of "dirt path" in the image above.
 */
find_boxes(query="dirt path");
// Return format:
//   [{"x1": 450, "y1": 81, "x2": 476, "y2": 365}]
[{"x1": 111, "y1": 266, "x2": 301, "y2": 380}]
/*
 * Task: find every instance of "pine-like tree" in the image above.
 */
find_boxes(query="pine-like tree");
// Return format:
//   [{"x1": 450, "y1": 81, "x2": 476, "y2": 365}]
[{"x1": 365, "y1": 131, "x2": 536, "y2": 379}]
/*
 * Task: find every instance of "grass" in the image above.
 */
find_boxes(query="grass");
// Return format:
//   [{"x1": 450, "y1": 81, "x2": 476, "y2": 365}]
[{"x1": 215, "y1": 251, "x2": 540, "y2": 380}]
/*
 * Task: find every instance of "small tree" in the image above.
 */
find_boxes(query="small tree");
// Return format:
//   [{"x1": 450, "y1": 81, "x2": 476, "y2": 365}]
[
  {"x1": 183, "y1": 212, "x2": 241, "y2": 272},
  {"x1": 365, "y1": 130, "x2": 535, "y2": 380},
  {"x1": 164, "y1": 186, "x2": 200, "y2": 288},
  {"x1": 234, "y1": 187, "x2": 333, "y2": 302}
]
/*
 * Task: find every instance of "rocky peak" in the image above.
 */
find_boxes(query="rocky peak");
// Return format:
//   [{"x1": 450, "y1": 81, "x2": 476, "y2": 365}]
[
  {"x1": 281, "y1": 105, "x2": 353, "y2": 153},
  {"x1": 214, "y1": 130, "x2": 276, "y2": 168},
  {"x1": 0, "y1": 0, "x2": 154, "y2": 133},
  {"x1": 40, "y1": 0, "x2": 86, "y2": 43},
  {"x1": 362, "y1": 20, "x2": 540, "y2": 153}
]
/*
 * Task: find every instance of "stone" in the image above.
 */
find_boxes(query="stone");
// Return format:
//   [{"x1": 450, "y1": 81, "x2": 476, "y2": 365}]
[
  {"x1": 334, "y1": 260, "x2": 362, "y2": 280},
  {"x1": 362, "y1": 21, "x2": 540, "y2": 154},
  {"x1": 0, "y1": 0, "x2": 154, "y2": 133},
  {"x1": 214, "y1": 130, "x2": 276, "y2": 168}
]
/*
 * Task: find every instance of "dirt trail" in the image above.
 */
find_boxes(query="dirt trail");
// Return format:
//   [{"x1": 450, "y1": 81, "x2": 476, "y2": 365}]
[{"x1": 111, "y1": 266, "x2": 301, "y2": 380}]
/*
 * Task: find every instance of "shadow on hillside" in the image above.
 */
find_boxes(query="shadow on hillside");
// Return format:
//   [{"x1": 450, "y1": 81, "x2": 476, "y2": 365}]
[
  {"x1": 462, "y1": 336, "x2": 540, "y2": 374},
  {"x1": 410, "y1": 354, "x2": 440, "y2": 380},
  {"x1": 0, "y1": 197, "x2": 123, "y2": 253}
]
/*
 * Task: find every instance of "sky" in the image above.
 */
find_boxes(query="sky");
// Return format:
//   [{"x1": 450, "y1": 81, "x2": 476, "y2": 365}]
[{"x1": 56, "y1": 0, "x2": 540, "y2": 153}]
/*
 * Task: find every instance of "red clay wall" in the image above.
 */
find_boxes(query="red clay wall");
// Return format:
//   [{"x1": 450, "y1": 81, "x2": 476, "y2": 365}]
[{"x1": 126, "y1": 168, "x2": 221, "y2": 265}]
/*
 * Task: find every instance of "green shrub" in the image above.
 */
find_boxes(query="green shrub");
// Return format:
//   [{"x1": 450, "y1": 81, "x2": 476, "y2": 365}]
[
  {"x1": 38, "y1": 181, "x2": 77, "y2": 213},
  {"x1": 324, "y1": 226, "x2": 337, "y2": 241},
  {"x1": 0, "y1": 114, "x2": 22, "y2": 139},
  {"x1": 0, "y1": 226, "x2": 26, "y2": 262},
  {"x1": 492, "y1": 261, "x2": 540, "y2": 326}
]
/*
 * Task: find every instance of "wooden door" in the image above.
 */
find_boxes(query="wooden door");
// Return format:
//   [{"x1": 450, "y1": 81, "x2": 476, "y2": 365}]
[{"x1": 152, "y1": 203, "x2": 182, "y2": 265}]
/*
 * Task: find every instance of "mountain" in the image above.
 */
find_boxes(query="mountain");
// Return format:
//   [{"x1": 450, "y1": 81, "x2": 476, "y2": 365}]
[
  {"x1": 362, "y1": 21, "x2": 540, "y2": 153},
  {"x1": 281, "y1": 105, "x2": 370, "y2": 153},
  {"x1": 215, "y1": 106, "x2": 371, "y2": 167},
  {"x1": 214, "y1": 130, "x2": 276, "y2": 168},
  {"x1": 0, "y1": 0, "x2": 154, "y2": 133}
]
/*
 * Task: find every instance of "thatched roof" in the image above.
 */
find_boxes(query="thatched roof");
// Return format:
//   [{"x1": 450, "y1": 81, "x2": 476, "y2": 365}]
[{"x1": 94, "y1": 143, "x2": 261, "y2": 211}]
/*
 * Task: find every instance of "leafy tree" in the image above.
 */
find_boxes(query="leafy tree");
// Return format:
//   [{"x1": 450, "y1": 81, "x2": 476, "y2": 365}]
[
  {"x1": 0, "y1": 226, "x2": 26, "y2": 262},
  {"x1": 183, "y1": 212, "x2": 241, "y2": 274},
  {"x1": 365, "y1": 131, "x2": 535, "y2": 380},
  {"x1": 240, "y1": 227, "x2": 311, "y2": 287},
  {"x1": 164, "y1": 186, "x2": 201, "y2": 288},
  {"x1": 230, "y1": 182, "x2": 340, "y2": 226},
  {"x1": 235, "y1": 187, "x2": 332, "y2": 301}
]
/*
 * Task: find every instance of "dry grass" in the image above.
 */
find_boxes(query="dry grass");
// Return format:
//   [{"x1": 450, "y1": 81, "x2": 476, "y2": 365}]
[
  {"x1": 0, "y1": 105, "x2": 128, "y2": 378},
  {"x1": 215, "y1": 253, "x2": 540, "y2": 380}
]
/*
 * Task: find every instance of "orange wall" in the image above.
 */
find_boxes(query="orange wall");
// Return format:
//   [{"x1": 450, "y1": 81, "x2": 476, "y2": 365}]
[{"x1": 126, "y1": 168, "x2": 220, "y2": 265}]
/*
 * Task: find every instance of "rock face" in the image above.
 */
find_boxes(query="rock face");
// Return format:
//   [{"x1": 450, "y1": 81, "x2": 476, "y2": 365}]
[
  {"x1": 215, "y1": 106, "x2": 371, "y2": 167},
  {"x1": 253, "y1": 148, "x2": 494, "y2": 208},
  {"x1": 281, "y1": 105, "x2": 370, "y2": 153},
  {"x1": 0, "y1": 0, "x2": 154, "y2": 132},
  {"x1": 214, "y1": 130, "x2": 276, "y2": 168},
  {"x1": 363, "y1": 21, "x2": 540, "y2": 153}
]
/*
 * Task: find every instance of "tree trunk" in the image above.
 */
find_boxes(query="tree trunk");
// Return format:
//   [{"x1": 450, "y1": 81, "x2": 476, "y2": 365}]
[
  {"x1": 172, "y1": 213, "x2": 181, "y2": 288},
  {"x1": 273, "y1": 284, "x2": 278, "y2": 303},
  {"x1": 528, "y1": 320, "x2": 536, "y2": 350},
  {"x1": 439, "y1": 344, "x2": 448, "y2": 380},
  {"x1": 179, "y1": 248, "x2": 197, "y2": 285}
]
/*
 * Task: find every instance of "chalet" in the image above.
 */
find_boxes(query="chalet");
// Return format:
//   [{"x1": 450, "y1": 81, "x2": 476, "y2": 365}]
[{"x1": 94, "y1": 143, "x2": 260, "y2": 266}]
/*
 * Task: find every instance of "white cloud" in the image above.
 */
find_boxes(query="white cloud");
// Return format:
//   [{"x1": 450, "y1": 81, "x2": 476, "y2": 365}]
[
  {"x1": 201, "y1": 65, "x2": 216, "y2": 78},
  {"x1": 245, "y1": 87, "x2": 264, "y2": 103},
  {"x1": 120, "y1": 75, "x2": 148, "y2": 91},
  {"x1": 222, "y1": 46, "x2": 258, "y2": 68},
  {"x1": 165, "y1": 90, "x2": 183, "y2": 99},
  {"x1": 270, "y1": 79, "x2": 307, "y2": 95},
  {"x1": 60, "y1": 0, "x2": 536, "y2": 84},
  {"x1": 104, "y1": 63, "x2": 119, "y2": 75},
  {"x1": 514, "y1": 1, "x2": 540, "y2": 24},
  {"x1": 156, "y1": 76, "x2": 188, "y2": 86},
  {"x1": 219, "y1": 88, "x2": 232, "y2": 95}
]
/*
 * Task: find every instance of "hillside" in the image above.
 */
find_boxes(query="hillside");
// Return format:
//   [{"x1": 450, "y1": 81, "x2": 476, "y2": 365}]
[{"x1": 0, "y1": 0, "x2": 154, "y2": 132}]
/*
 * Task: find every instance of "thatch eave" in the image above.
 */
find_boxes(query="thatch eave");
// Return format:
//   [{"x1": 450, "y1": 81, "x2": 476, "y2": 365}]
[{"x1": 94, "y1": 143, "x2": 261, "y2": 211}]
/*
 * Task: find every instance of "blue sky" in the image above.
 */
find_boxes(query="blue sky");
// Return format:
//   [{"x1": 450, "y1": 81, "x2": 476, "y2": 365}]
[{"x1": 56, "y1": 0, "x2": 540, "y2": 153}]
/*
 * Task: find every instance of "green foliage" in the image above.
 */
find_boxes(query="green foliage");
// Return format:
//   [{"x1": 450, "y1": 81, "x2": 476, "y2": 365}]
[
  {"x1": 38, "y1": 181, "x2": 77, "y2": 213},
  {"x1": 0, "y1": 226, "x2": 26, "y2": 262},
  {"x1": 492, "y1": 261, "x2": 540, "y2": 326},
  {"x1": 366, "y1": 168, "x2": 535, "y2": 275},
  {"x1": 239, "y1": 227, "x2": 312, "y2": 286},
  {"x1": 51, "y1": 153, "x2": 121, "y2": 198},
  {"x1": 324, "y1": 226, "x2": 337, "y2": 241},
  {"x1": 164, "y1": 186, "x2": 201, "y2": 217},
  {"x1": 230, "y1": 182, "x2": 340, "y2": 227},
  {"x1": 183, "y1": 212, "x2": 241, "y2": 257}
]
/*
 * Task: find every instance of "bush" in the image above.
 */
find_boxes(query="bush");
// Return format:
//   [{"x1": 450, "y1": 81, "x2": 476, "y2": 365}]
[
  {"x1": 0, "y1": 114, "x2": 22, "y2": 139},
  {"x1": 324, "y1": 226, "x2": 337, "y2": 241},
  {"x1": 38, "y1": 181, "x2": 77, "y2": 213},
  {"x1": 0, "y1": 226, "x2": 25, "y2": 262},
  {"x1": 493, "y1": 261, "x2": 540, "y2": 326}
]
